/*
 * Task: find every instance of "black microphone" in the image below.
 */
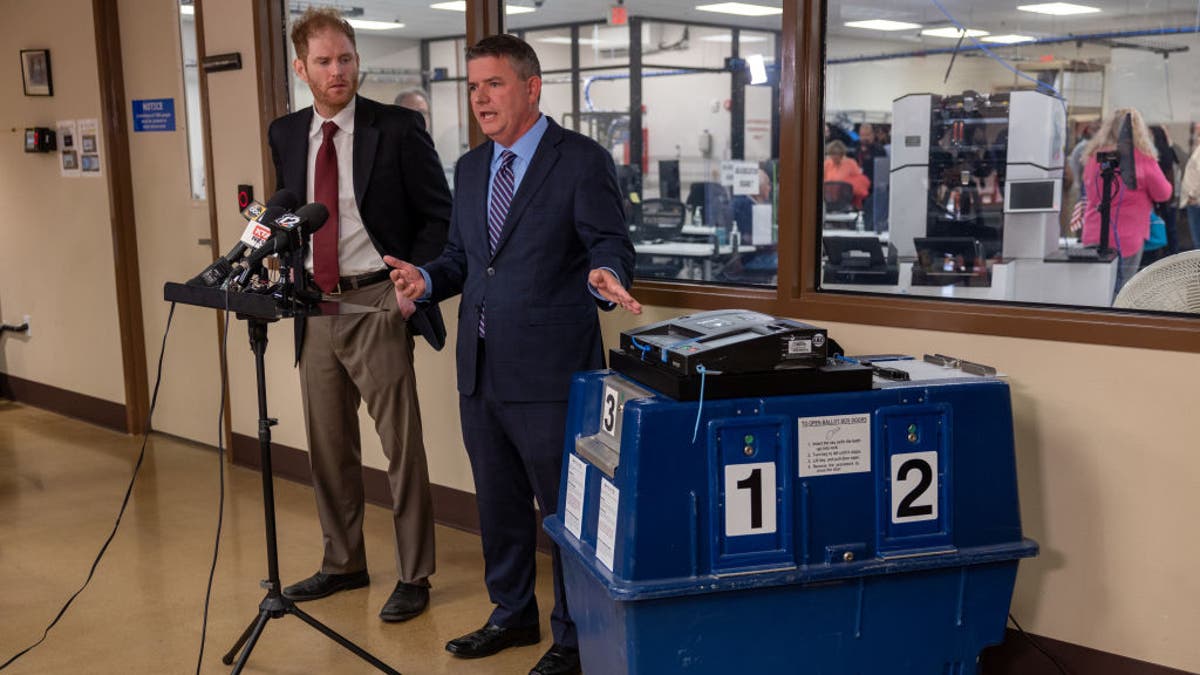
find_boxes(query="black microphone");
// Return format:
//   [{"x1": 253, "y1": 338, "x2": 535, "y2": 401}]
[
  {"x1": 187, "y1": 189, "x2": 300, "y2": 287},
  {"x1": 231, "y1": 203, "x2": 330, "y2": 288}
]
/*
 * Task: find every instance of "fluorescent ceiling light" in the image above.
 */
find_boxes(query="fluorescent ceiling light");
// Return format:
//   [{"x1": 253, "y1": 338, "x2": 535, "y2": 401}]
[
  {"x1": 844, "y1": 19, "x2": 921, "y2": 31},
  {"x1": 699, "y1": 34, "x2": 769, "y2": 43},
  {"x1": 983, "y1": 34, "x2": 1036, "y2": 44},
  {"x1": 347, "y1": 19, "x2": 405, "y2": 31},
  {"x1": 746, "y1": 53, "x2": 767, "y2": 84},
  {"x1": 921, "y1": 26, "x2": 989, "y2": 39},
  {"x1": 537, "y1": 36, "x2": 622, "y2": 46},
  {"x1": 430, "y1": 1, "x2": 535, "y2": 14},
  {"x1": 1017, "y1": 2, "x2": 1100, "y2": 15},
  {"x1": 695, "y1": 3, "x2": 783, "y2": 18},
  {"x1": 179, "y1": 4, "x2": 194, "y2": 15}
]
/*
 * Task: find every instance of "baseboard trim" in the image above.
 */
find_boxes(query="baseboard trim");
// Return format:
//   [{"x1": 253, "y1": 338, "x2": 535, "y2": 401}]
[
  {"x1": 230, "y1": 433, "x2": 550, "y2": 551},
  {"x1": 227, "y1": 433, "x2": 1191, "y2": 675},
  {"x1": 0, "y1": 373, "x2": 127, "y2": 432},
  {"x1": 980, "y1": 627, "x2": 1194, "y2": 674}
]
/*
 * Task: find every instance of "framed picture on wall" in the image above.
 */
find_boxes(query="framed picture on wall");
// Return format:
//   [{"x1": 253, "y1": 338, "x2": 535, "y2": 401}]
[{"x1": 20, "y1": 49, "x2": 52, "y2": 96}]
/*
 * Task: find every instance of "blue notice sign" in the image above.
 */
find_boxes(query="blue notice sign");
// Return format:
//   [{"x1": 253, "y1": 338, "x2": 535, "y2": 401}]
[{"x1": 132, "y1": 98, "x2": 176, "y2": 132}]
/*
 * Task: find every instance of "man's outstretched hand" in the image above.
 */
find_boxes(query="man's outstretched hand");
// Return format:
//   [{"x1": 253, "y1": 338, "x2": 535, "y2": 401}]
[
  {"x1": 589, "y1": 268, "x2": 642, "y2": 315},
  {"x1": 384, "y1": 255, "x2": 425, "y2": 317}
]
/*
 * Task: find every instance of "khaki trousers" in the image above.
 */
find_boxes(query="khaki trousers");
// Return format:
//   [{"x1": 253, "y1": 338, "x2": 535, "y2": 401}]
[{"x1": 298, "y1": 280, "x2": 434, "y2": 584}]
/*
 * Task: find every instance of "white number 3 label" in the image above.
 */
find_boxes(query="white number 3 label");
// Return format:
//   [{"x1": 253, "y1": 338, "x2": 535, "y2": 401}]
[
  {"x1": 890, "y1": 451, "x2": 938, "y2": 524},
  {"x1": 724, "y1": 462, "x2": 777, "y2": 536}
]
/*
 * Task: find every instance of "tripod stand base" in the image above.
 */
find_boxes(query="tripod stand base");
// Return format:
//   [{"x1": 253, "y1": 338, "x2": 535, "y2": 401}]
[{"x1": 221, "y1": 591, "x2": 401, "y2": 675}]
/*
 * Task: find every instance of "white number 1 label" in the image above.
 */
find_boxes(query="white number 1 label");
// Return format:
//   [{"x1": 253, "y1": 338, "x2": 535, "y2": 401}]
[
  {"x1": 601, "y1": 385, "x2": 619, "y2": 437},
  {"x1": 724, "y1": 462, "x2": 777, "y2": 536}
]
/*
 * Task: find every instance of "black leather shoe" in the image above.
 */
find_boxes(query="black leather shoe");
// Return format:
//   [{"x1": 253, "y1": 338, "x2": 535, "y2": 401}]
[
  {"x1": 530, "y1": 644, "x2": 581, "y2": 675},
  {"x1": 445, "y1": 623, "x2": 540, "y2": 659},
  {"x1": 281, "y1": 570, "x2": 369, "y2": 602},
  {"x1": 379, "y1": 581, "x2": 429, "y2": 622}
]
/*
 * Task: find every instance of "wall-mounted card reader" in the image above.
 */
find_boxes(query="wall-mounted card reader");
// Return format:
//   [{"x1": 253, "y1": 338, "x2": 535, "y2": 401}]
[{"x1": 25, "y1": 127, "x2": 56, "y2": 153}]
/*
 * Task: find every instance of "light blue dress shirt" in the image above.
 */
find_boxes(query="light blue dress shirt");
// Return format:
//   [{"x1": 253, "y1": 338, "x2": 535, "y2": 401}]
[{"x1": 416, "y1": 114, "x2": 616, "y2": 304}]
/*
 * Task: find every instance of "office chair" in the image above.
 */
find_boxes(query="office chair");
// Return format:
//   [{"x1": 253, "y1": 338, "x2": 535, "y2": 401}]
[
  {"x1": 638, "y1": 198, "x2": 687, "y2": 240},
  {"x1": 822, "y1": 180, "x2": 859, "y2": 229},
  {"x1": 634, "y1": 198, "x2": 688, "y2": 279}
]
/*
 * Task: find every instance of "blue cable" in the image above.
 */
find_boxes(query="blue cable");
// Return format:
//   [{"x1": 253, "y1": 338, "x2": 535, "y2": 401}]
[
  {"x1": 629, "y1": 335, "x2": 652, "y2": 361},
  {"x1": 691, "y1": 365, "x2": 715, "y2": 444},
  {"x1": 929, "y1": 0, "x2": 1065, "y2": 104}
]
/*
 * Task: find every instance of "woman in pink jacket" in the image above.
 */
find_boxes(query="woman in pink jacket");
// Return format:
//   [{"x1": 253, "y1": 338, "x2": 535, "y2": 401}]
[{"x1": 1080, "y1": 107, "x2": 1172, "y2": 294}]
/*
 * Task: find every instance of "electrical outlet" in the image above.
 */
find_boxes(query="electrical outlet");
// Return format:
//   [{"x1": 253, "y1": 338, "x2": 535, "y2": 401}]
[{"x1": 22, "y1": 314, "x2": 30, "y2": 337}]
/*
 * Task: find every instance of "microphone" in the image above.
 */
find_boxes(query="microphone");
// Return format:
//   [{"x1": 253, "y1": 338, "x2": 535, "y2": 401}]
[
  {"x1": 187, "y1": 189, "x2": 300, "y2": 287},
  {"x1": 231, "y1": 202, "x2": 329, "y2": 288}
]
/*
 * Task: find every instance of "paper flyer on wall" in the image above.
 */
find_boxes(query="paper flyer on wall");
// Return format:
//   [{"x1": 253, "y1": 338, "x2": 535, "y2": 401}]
[
  {"x1": 77, "y1": 118, "x2": 103, "y2": 177},
  {"x1": 57, "y1": 120, "x2": 79, "y2": 177}
]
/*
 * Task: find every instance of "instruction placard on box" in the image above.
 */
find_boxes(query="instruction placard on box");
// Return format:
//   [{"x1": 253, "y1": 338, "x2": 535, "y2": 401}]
[
  {"x1": 595, "y1": 479, "x2": 620, "y2": 571},
  {"x1": 564, "y1": 454, "x2": 587, "y2": 539},
  {"x1": 798, "y1": 414, "x2": 871, "y2": 477}
]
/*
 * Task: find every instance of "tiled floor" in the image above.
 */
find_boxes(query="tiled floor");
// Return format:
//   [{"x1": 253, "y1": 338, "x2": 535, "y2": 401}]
[{"x1": 0, "y1": 400, "x2": 558, "y2": 674}]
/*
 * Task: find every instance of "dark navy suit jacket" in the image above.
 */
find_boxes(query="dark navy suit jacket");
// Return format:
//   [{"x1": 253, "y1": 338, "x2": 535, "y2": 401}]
[
  {"x1": 425, "y1": 117, "x2": 635, "y2": 402},
  {"x1": 268, "y1": 95, "x2": 451, "y2": 349}
]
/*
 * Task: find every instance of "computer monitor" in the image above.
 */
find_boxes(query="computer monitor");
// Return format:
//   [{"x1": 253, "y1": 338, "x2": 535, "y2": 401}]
[
  {"x1": 659, "y1": 160, "x2": 680, "y2": 200},
  {"x1": 821, "y1": 235, "x2": 899, "y2": 284},
  {"x1": 911, "y1": 236, "x2": 990, "y2": 287},
  {"x1": 685, "y1": 182, "x2": 733, "y2": 228},
  {"x1": 1004, "y1": 178, "x2": 1061, "y2": 213}
]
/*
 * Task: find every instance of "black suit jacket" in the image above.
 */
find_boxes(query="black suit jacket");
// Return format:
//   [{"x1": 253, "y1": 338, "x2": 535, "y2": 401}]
[
  {"x1": 268, "y1": 95, "x2": 452, "y2": 348},
  {"x1": 424, "y1": 117, "x2": 635, "y2": 401}
]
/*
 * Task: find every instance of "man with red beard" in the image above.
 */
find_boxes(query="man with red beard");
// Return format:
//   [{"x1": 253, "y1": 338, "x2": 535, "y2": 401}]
[{"x1": 267, "y1": 7, "x2": 451, "y2": 623}]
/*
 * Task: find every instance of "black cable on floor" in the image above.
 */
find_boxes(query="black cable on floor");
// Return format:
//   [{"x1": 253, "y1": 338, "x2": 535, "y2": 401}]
[
  {"x1": 0, "y1": 303, "x2": 177, "y2": 671},
  {"x1": 1009, "y1": 613, "x2": 1070, "y2": 675},
  {"x1": 195, "y1": 297, "x2": 232, "y2": 674}
]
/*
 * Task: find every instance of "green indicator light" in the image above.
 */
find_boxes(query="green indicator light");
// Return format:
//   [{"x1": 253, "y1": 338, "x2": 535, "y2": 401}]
[
  {"x1": 907, "y1": 424, "x2": 918, "y2": 435},
  {"x1": 744, "y1": 434, "x2": 755, "y2": 445}
]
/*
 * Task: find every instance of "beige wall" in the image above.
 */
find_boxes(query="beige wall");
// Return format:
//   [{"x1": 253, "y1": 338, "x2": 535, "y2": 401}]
[
  {"x1": 600, "y1": 308, "x2": 1200, "y2": 673},
  {"x1": 0, "y1": 0, "x2": 125, "y2": 403}
]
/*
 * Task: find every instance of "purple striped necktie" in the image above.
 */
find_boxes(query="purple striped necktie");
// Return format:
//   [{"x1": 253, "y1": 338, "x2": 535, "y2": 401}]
[
  {"x1": 488, "y1": 150, "x2": 517, "y2": 254},
  {"x1": 480, "y1": 149, "x2": 517, "y2": 337}
]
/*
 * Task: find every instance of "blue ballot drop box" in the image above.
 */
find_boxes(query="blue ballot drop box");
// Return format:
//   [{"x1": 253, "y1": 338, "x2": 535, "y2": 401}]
[{"x1": 545, "y1": 354, "x2": 1037, "y2": 674}]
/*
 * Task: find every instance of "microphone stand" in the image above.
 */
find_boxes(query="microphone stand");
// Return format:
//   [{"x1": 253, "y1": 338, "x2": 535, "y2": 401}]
[
  {"x1": 1094, "y1": 151, "x2": 1121, "y2": 261},
  {"x1": 220, "y1": 312, "x2": 400, "y2": 675},
  {"x1": 161, "y1": 279, "x2": 400, "y2": 675}
]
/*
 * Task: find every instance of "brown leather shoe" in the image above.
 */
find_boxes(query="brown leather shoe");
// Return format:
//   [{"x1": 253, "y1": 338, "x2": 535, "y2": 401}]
[
  {"x1": 281, "y1": 570, "x2": 369, "y2": 602},
  {"x1": 530, "y1": 644, "x2": 581, "y2": 675},
  {"x1": 445, "y1": 622, "x2": 540, "y2": 659},
  {"x1": 378, "y1": 581, "x2": 429, "y2": 622}
]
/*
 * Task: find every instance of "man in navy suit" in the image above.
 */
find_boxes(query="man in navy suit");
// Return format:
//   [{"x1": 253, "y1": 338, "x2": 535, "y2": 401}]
[
  {"x1": 386, "y1": 34, "x2": 641, "y2": 675},
  {"x1": 268, "y1": 8, "x2": 450, "y2": 624}
]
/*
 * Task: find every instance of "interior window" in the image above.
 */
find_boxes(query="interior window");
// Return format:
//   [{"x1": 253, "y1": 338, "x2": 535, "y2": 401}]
[{"x1": 821, "y1": 0, "x2": 1200, "y2": 315}]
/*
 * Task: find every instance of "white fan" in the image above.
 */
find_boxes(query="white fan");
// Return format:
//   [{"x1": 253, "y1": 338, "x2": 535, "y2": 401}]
[{"x1": 1113, "y1": 250, "x2": 1200, "y2": 312}]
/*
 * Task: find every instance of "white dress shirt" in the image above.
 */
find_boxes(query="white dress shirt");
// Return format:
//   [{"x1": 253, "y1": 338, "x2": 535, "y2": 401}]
[{"x1": 304, "y1": 98, "x2": 383, "y2": 276}]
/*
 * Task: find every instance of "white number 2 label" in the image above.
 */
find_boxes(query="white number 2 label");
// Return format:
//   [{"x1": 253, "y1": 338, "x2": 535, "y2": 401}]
[
  {"x1": 890, "y1": 451, "x2": 938, "y2": 524},
  {"x1": 601, "y1": 385, "x2": 619, "y2": 437},
  {"x1": 724, "y1": 462, "x2": 777, "y2": 536}
]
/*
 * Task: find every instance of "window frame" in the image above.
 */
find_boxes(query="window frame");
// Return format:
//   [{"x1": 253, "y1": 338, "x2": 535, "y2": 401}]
[
  {"x1": 254, "y1": 0, "x2": 1200, "y2": 354},
  {"x1": 637, "y1": 0, "x2": 1200, "y2": 354}
]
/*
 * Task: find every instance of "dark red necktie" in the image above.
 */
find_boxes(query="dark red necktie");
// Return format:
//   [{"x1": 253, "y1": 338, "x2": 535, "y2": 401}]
[{"x1": 312, "y1": 120, "x2": 340, "y2": 293}]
